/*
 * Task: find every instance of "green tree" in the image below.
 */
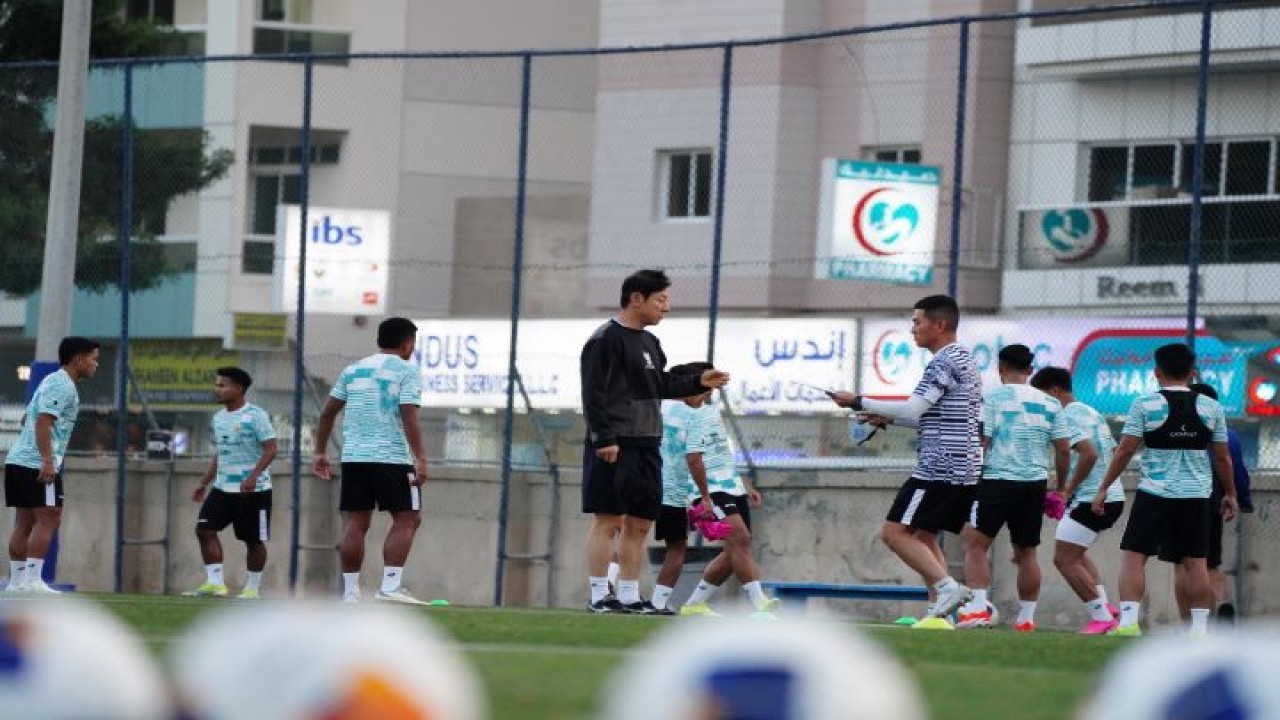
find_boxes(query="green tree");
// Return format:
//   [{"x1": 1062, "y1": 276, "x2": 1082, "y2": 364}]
[{"x1": 0, "y1": 0, "x2": 232, "y2": 297}]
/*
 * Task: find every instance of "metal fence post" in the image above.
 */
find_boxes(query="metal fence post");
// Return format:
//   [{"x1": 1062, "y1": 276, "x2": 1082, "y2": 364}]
[
  {"x1": 289, "y1": 56, "x2": 315, "y2": 591},
  {"x1": 947, "y1": 20, "x2": 970, "y2": 300},
  {"x1": 494, "y1": 53, "x2": 534, "y2": 606},
  {"x1": 113, "y1": 61, "x2": 135, "y2": 592},
  {"x1": 708, "y1": 44, "x2": 733, "y2": 364},
  {"x1": 1186, "y1": 0, "x2": 1213, "y2": 351}
]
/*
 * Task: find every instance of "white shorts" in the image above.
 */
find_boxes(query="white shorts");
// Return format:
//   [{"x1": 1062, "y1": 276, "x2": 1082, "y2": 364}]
[{"x1": 1054, "y1": 515, "x2": 1100, "y2": 548}]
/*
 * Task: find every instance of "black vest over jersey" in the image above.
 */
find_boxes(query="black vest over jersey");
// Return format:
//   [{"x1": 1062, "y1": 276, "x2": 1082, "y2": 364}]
[{"x1": 1143, "y1": 389, "x2": 1212, "y2": 450}]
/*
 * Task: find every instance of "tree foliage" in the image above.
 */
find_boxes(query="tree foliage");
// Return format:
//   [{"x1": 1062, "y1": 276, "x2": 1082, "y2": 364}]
[{"x1": 0, "y1": 0, "x2": 233, "y2": 297}]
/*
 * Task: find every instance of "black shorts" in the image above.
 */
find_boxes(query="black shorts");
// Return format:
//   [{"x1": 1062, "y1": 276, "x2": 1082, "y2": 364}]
[
  {"x1": 885, "y1": 478, "x2": 976, "y2": 534},
  {"x1": 580, "y1": 445, "x2": 662, "y2": 521},
  {"x1": 709, "y1": 492, "x2": 752, "y2": 531},
  {"x1": 654, "y1": 504, "x2": 690, "y2": 543},
  {"x1": 1121, "y1": 490, "x2": 1211, "y2": 564},
  {"x1": 198, "y1": 488, "x2": 272, "y2": 543},
  {"x1": 1067, "y1": 500, "x2": 1125, "y2": 533},
  {"x1": 4, "y1": 464, "x2": 63, "y2": 508},
  {"x1": 970, "y1": 478, "x2": 1047, "y2": 547},
  {"x1": 1207, "y1": 488, "x2": 1225, "y2": 569},
  {"x1": 339, "y1": 463, "x2": 421, "y2": 513}
]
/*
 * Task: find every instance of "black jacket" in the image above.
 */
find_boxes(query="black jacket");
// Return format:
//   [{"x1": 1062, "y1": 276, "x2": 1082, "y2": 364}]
[{"x1": 579, "y1": 320, "x2": 707, "y2": 448}]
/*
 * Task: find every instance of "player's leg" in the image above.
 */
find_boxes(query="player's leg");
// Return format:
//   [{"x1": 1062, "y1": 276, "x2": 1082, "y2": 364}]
[
  {"x1": 186, "y1": 488, "x2": 230, "y2": 596},
  {"x1": 1180, "y1": 557, "x2": 1213, "y2": 634},
  {"x1": 369, "y1": 464, "x2": 424, "y2": 603},
  {"x1": 719, "y1": 498, "x2": 776, "y2": 613},
  {"x1": 1114, "y1": 491, "x2": 1165, "y2": 635},
  {"x1": 337, "y1": 463, "x2": 377, "y2": 601},
  {"x1": 1173, "y1": 497, "x2": 1215, "y2": 634},
  {"x1": 652, "y1": 505, "x2": 687, "y2": 613},
  {"x1": 883, "y1": 480, "x2": 971, "y2": 619},
  {"x1": 6, "y1": 507, "x2": 35, "y2": 590},
  {"x1": 582, "y1": 444, "x2": 625, "y2": 611},
  {"x1": 1007, "y1": 482, "x2": 1047, "y2": 632},
  {"x1": 615, "y1": 448, "x2": 661, "y2": 612},
  {"x1": 958, "y1": 480, "x2": 1005, "y2": 628},
  {"x1": 231, "y1": 491, "x2": 270, "y2": 598},
  {"x1": 25, "y1": 488, "x2": 64, "y2": 593}
]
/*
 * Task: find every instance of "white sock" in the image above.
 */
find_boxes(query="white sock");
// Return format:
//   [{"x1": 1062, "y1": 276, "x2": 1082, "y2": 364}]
[
  {"x1": 967, "y1": 587, "x2": 990, "y2": 613},
  {"x1": 1119, "y1": 601, "x2": 1141, "y2": 627},
  {"x1": 1190, "y1": 608, "x2": 1210, "y2": 633},
  {"x1": 342, "y1": 572, "x2": 360, "y2": 596},
  {"x1": 1095, "y1": 585, "x2": 1109, "y2": 606},
  {"x1": 9, "y1": 560, "x2": 24, "y2": 582},
  {"x1": 742, "y1": 581, "x2": 769, "y2": 610},
  {"x1": 1086, "y1": 599, "x2": 1112, "y2": 622},
  {"x1": 381, "y1": 567, "x2": 404, "y2": 594},
  {"x1": 617, "y1": 579, "x2": 641, "y2": 605},
  {"x1": 589, "y1": 576, "x2": 610, "y2": 603},
  {"x1": 205, "y1": 564, "x2": 224, "y2": 586},
  {"x1": 244, "y1": 571, "x2": 262, "y2": 592},
  {"x1": 652, "y1": 584, "x2": 674, "y2": 610},
  {"x1": 1017, "y1": 600, "x2": 1037, "y2": 624},
  {"x1": 933, "y1": 576, "x2": 959, "y2": 593},
  {"x1": 686, "y1": 580, "x2": 719, "y2": 606},
  {"x1": 25, "y1": 559, "x2": 44, "y2": 582},
  {"x1": 606, "y1": 562, "x2": 621, "y2": 587}
]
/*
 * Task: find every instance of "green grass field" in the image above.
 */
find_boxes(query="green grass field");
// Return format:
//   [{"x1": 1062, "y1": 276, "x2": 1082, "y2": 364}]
[{"x1": 88, "y1": 593, "x2": 1129, "y2": 719}]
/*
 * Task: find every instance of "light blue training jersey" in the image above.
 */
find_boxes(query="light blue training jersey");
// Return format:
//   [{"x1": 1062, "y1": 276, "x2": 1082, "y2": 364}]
[
  {"x1": 660, "y1": 401, "x2": 744, "y2": 506},
  {"x1": 981, "y1": 383, "x2": 1069, "y2": 482},
  {"x1": 211, "y1": 404, "x2": 277, "y2": 493},
  {"x1": 331, "y1": 353, "x2": 422, "y2": 465},
  {"x1": 1061, "y1": 401, "x2": 1124, "y2": 506},
  {"x1": 1122, "y1": 387, "x2": 1227, "y2": 499},
  {"x1": 7, "y1": 370, "x2": 79, "y2": 470}
]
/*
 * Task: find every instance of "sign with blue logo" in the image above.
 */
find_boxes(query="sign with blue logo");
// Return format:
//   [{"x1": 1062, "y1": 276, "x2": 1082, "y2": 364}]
[
  {"x1": 1018, "y1": 206, "x2": 1129, "y2": 269},
  {"x1": 816, "y1": 159, "x2": 940, "y2": 285},
  {"x1": 275, "y1": 206, "x2": 390, "y2": 315}
]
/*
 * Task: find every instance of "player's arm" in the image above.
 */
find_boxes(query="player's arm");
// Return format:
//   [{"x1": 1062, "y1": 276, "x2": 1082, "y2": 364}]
[
  {"x1": 34, "y1": 413, "x2": 57, "y2": 482},
  {"x1": 313, "y1": 396, "x2": 345, "y2": 479},
  {"x1": 1062, "y1": 439, "x2": 1098, "y2": 502},
  {"x1": 1210, "y1": 441, "x2": 1238, "y2": 522},
  {"x1": 400, "y1": 403, "x2": 428, "y2": 486},
  {"x1": 1091, "y1": 435, "x2": 1138, "y2": 514},
  {"x1": 1050, "y1": 438, "x2": 1071, "y2": 493},
  {"x1": 193, "y1": 455, "x2": 217, "y2": 502},
  {"x1": 580, "y1": 336, "x2": 620, "y2": 461},
  {"x1": 241, "y1": 439, "x2": 279, "y2": 493},
  {"x1": 686, "y1": 451, "x2": 712, "y2": 512},
  {"x1": 831, "y1": 393, "x2": 932, "y2": 429}
]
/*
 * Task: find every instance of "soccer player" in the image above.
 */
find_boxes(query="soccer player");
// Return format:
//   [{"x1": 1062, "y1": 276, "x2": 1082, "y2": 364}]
[
  {"x1": 1031, "y1": 366, "x2": 1125, "y2": 635},
  {"x1": 580, "y1": 269, "x2": 729, "y2": 613},
  {"x1": 956, "y1": 345, "x2": 1070, "y2": 632},
  {"x1": 314, "y1": 317, "x2": 430, "y2": 604},
  {"x1": 830, "y1": 295, "x2": 980, "y2": 622},
  {"x1": 1092, "y1": 343, "x2": 1238, "y2": 637},
  {"x1": 657, "y1": 362, "x2": 775, "y2": 617},
  {"x1": 184, "y1": 367, "x2": 278, "y2": 599},
  {"x1": 4, "y1": 336, "x2": 100, "y2": 594}
]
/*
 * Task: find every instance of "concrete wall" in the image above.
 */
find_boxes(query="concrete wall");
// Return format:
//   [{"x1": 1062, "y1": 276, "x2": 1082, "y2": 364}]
[{"x1": 10, "y1": 458, "x2": 1278, "y2": 629}]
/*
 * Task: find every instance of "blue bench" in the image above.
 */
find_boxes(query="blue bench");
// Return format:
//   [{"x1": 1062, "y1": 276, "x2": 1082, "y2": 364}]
[{"x1": 761, "y1": 581, "x2": 929, "y2": 603}]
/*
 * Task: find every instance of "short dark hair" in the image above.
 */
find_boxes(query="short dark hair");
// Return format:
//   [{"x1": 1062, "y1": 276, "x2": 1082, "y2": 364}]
[
  {"x1": 998, "y1": 344, "x2": 1035, "y2": 371},
  {"x1": 377, "y1": 317, "x2": 418, "y2": 350},
  {"x1": 1030, "y1": 366, "x2": 1072, "y2": 393},
  {"x1": 1154, "y1": 343, "x2": 1196, "y2": 380},
  {"x1": 1189, "y1": 382, "x2": 1218, "y2": 401},
  {"x1": 619, "y1": 269, "x2": 671, "y2": 309},
  {"x1": 216, "y1": 366, "x2": 253, "y2": 391},
  {"x1": 912, "y1": 294, "x2": 959, "y2": 331},
  {"x1": 58, "y1": 337, "x2": 100, "y2": 366},
  {"x1": 671, "y1": 361, "x2": 713, "y2": 377}
]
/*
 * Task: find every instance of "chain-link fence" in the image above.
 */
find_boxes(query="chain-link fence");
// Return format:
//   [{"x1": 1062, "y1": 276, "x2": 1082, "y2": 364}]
[{"x1": 0, "y1": 0, "x2": 1277, "y2": 614}]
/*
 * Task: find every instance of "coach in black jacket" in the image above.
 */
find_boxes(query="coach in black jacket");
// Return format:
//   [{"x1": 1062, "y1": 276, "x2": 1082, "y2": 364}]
[{"x1": 580, "y1": 269, "x2": 729, "y2": 613}]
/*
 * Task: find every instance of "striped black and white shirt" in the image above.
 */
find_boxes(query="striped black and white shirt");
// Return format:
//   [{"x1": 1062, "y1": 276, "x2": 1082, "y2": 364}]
[{"x1": 910, "y1": 343, "x2": 983, "y2": 485}]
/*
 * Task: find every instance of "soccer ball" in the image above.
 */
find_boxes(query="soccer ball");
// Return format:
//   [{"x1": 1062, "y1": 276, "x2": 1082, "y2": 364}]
[
  {"x1": 600, "y1": 614, "x2": 927, "y2": 719},
  {"x1": 171, "y1": 601, "x2": 486, "y2": 720},
  {"x1": 1082, "y1": 624, "x2": 1280, "y2": 719},
  {"x1": 0, "y1": 598, "x2": 171, "y2": 719}
]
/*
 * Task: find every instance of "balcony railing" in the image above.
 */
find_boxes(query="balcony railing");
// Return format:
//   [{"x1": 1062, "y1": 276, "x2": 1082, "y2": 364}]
[
  {"x1": 252, "y1": 21, "x2": 351, "y2": 65},
  {"x1": 1017, "y1": 195, "x2": 1280, "y2": 269}
]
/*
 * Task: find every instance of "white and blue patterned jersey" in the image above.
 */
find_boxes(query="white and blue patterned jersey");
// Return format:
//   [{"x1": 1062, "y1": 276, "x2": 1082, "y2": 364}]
[
  {"x1": 211, "y1": 404, "x2": 277, "y2": 493},
  {"x1": 911, "y1": 344, "x2": 983, "y2": 485},
  {"x1": 1122, "y1": 388, "x2": 1227, "y2": 499},
  {"x1": 1062, "y1": 401, "x2": 1124, "y2": 506},
  {"x1": 7, "y1": 370, "x2": 80, "y2": 470},
  {"x1": 661, "y1": 401, "x2": 744, "y2": 506},
  {"x1": 331, "y1": 353, "x2": 422, "y2": 465},
  {"x1": 981, "y1": 383, "x2": 1069, "y2": 482}
]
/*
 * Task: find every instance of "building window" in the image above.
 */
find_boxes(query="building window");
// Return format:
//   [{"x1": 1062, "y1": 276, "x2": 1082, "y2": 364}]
[
  {"x1": 1089, "y1": 140, "x2": 1275, "y2": 201},
  {"x1": 660, "y1": 150, "x2": 713, "y2": 220},
  {"x1": 864, "y1": 146, "x2": 922, "y2": 165},
  {"x1": 258, "y1": 0, "x2": 312, "y2": 23},
  {"x1": 249, "y1": 144, "x2": 341, "y2": 166},
  {"x1": 126, "y1": 0, "x2": 175, "y2": 24},
  {"x1": 244, "y1": 173, "x2": 300, "y2": 275}
]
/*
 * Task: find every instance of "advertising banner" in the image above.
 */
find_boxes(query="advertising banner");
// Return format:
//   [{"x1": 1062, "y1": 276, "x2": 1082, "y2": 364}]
[
  {"x1": 815, "y1": 159, "x2": 940, "y2": 285},
  {"x1": 275, "y1": 206, "x2": 390, "y2": 315},
  {"x1": 1018, "y1": 206, "x2": 1130, "y2": 269}
]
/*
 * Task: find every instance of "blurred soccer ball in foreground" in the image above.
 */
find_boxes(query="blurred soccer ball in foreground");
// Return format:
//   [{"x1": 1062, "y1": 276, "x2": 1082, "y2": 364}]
[
  {"x1": 601, "y1": 614, "x2": 926, "y2": 720},
  {"x1": 173, "y1": 602, "x2": 486, "y2": 720},
  {"x1": 0, "y1": 598, "x2": 171, "y2": 719},
  {"x1": 1083, "y1": 624, "x2": 1280, "y2": 719}
]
